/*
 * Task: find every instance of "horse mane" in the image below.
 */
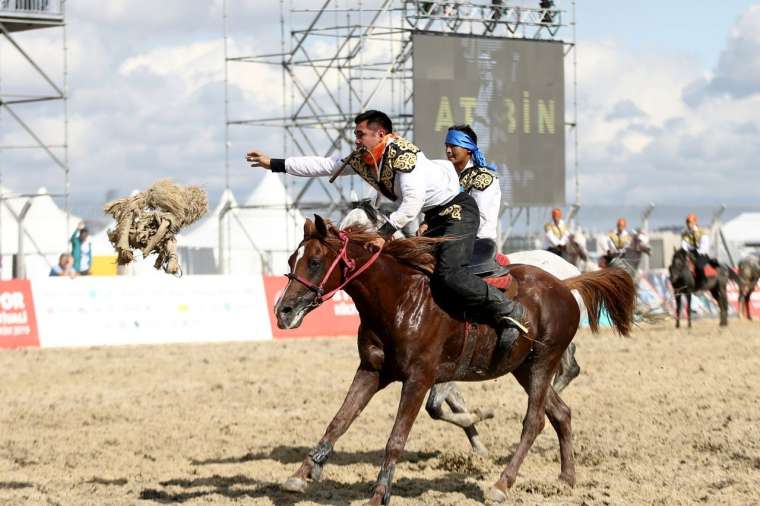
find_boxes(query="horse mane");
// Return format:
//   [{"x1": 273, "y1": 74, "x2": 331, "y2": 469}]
[{"x1": 323, "y1": 223, "x2": 444, "y2": 274}]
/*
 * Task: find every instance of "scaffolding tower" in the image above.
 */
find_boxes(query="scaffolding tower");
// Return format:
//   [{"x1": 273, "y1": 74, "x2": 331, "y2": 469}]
[
  {"x1": 225, "y1": 0, "x2": 576, "y2": 239},
  {"x1": 0, "y1": 0, "x2": 69, "y2": 261}
]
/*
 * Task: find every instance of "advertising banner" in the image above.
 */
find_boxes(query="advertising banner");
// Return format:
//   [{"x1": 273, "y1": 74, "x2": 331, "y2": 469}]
[
  {"x1": 0, "y1": 279, "x2": 40, "y2": 349},
  {"x1": 33, "y1": 275, "x2": 272, "y2": 347},
  {"x1": 263, "y1": 276, "x2": 360, "y2": 339}
]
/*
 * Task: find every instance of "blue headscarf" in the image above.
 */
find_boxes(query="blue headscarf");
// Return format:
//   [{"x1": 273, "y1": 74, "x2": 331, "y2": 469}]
[{"x1": 445, "y1": 129, "x2": 498, "y2": 172}]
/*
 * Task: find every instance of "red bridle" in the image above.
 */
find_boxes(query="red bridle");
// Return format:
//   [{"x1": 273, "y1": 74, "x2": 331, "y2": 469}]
[{"x1": 285, "y1": 230, "x2": 383, "y2": 304}]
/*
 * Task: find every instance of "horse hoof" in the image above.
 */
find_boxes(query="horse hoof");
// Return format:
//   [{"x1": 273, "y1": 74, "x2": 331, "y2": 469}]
[
  {"x1": 559, "y1": 472, "x2": 576, "y2": 488},
  {"x1": 471, "y1": 439, "x2": 489, "y2": 457},
  {"x1": 487, "y1": 484, "x2": 508, "y2": 503},
  {"x1": 475, "y1": 407, "x2": 495, "y2": 421},
  {"x1": 281, "y1": 476, "x2": 308, "y2": 493}
]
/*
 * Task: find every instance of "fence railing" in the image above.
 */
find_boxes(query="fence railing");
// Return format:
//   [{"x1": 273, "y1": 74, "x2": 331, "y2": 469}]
[{"x1": 0, "y1": 0, "x2": 62, "y2": 16}]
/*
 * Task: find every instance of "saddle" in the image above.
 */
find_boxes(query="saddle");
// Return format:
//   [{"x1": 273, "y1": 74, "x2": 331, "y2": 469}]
[
  {"x1": 465, "y1": 239, "x2": 513, "y2": 291},
  {"x1": 456, "y1": 239, "x2": 516, "y2": 377},
  {"x1": 687, "y1": 256, "x2": 718, "y2": 279}
]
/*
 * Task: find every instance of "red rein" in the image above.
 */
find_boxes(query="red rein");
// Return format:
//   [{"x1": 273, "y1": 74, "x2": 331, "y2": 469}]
[{"x1": 286, "y1": 230, "x2": 383, "y2": 303}]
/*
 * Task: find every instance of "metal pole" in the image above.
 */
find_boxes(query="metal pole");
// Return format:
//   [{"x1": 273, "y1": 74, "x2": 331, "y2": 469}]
[
  {"x1": 223, "y1": 0, "x2": 230, "y2": 190},
  {"x1": 15, "y1": 198, "x2": 33, "y2": 279},
  {"x1": 62, "y1": 0, "x2": 70, "y2": 246},
  {"x1": 711, "y1": 203, "x2": 727, "y2": 261},
  {"x1": 572, "y1": 0, "x2": 579, "y2": 206},
  {"x1": 218, "y1": 200, "x2": 232, "y2": 274},
  {"x1": 640, "y1": 202, "x2": 654, "y2": 271}
]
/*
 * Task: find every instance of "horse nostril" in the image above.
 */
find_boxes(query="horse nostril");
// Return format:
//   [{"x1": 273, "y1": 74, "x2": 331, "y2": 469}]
[{"x1": 281, "y1": 305, "x2": 293, "y2": 314}]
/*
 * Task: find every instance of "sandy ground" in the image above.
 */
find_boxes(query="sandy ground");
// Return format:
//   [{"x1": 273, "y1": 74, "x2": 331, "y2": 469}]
[{"x1": 1, "y1": 319, "x2": 759, "y2": 505}]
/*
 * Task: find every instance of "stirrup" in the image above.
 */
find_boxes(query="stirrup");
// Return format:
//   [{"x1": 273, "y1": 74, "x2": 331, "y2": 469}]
[{"x1": 503, "y1": 316, "x2": 528, "y2": 334}]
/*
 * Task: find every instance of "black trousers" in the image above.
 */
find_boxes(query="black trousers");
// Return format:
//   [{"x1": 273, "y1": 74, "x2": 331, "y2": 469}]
[{"x1": 424, "y1": 192, "x2": 493, "y2": 314}]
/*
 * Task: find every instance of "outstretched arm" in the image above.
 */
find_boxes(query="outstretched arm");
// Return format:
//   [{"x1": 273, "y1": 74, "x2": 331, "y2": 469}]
[{"x1": 246, "y1": 149, "x2": 343, "y2": 177}]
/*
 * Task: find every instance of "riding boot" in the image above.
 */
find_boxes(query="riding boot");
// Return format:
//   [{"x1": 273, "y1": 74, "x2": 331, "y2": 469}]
[{"x1": 484, "y1": 285, "x2": 528, "y2": 354}]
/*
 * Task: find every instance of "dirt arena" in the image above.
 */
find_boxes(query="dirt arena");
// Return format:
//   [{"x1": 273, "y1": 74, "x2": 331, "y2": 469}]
[{"x1": 1, "y1": 319, "x2": 759, "y2": 505}]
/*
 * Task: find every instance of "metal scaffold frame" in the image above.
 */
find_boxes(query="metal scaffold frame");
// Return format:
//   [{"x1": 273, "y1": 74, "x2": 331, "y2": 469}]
[
  {"x1": 0, "y1": 0, "x2": 69, "y2": 270},
  {"x1": 224, "y1": 0, "x2": 576, "y2": 240}
]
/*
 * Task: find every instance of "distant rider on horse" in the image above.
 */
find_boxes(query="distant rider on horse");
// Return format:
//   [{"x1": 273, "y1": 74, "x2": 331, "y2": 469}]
[
  {"x1": 602, "y1": 218, "x2": 631, "y2": 267},
  {"x1": 245, "y1": 110, "x2": 527, "y2": 351},
  {"x1": 681, "y1": 213, "x2": 717, "y2": 287},
  {"x1": 544, "y1": 208, "x2": 570, "y2": 257}
]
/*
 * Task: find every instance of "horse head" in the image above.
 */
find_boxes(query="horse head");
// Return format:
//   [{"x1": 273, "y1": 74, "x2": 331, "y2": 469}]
[{"x1": 275, "y1": 215, "x2": 343, "y2": 330}]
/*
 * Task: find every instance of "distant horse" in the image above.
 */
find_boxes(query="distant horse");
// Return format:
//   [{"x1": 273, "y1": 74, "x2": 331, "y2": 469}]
[
  {"x1": 668, "y1": 248, "x2": 739, "y2": 327},
  {"x1": 341, "y1": 203, "x2": 584, "y2": 456},
  {"x1": 737, "y1": 256, "x2": 760, "y2": 320},
  {"x1": 277, "y1": 216, "x2": 635, "y2": 504},
  {"x1": 554, "y1": 233, "x2": 592, "y2": 272}
]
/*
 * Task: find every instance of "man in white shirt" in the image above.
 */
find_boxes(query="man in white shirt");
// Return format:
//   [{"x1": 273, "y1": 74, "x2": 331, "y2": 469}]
[
  {"x1": 246, "y1": 110, "x2": 526, "y2": 351},
  {"x1": 431, "y1": 125, "x2": 501, "y2": 242},
  {"x1": 544, "y1": 208, "x2": 569, "y2": 256},
  {"x1": 681, "y1": 213, "x2": 716, "y2": 285},
  {"x1": 602, "y1": 218, "x2": 631, "y2": 266}
]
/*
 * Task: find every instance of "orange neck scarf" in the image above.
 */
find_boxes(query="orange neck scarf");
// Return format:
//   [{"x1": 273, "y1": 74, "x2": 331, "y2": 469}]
[{"x1": 362, "y1": 133, "x2": 397, "y2": 169}]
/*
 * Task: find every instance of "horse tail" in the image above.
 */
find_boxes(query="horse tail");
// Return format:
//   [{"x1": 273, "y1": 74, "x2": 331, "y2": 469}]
[{"x1": 563, "y1": 267, "x2": 636, "y2": 336}]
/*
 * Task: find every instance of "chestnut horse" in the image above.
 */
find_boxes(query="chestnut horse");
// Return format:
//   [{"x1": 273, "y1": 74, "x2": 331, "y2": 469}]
[{"x1": 276, "y1": 216, "x2": 635, "y2": 505}]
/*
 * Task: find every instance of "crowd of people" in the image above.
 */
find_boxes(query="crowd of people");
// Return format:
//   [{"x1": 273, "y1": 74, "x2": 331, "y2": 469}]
[{"x1": 49, "y1": 222, "x2": 92, "y2": 277}]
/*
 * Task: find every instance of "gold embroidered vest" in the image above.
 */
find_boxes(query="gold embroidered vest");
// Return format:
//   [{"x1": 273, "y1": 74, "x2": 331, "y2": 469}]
[
  {"x1": 544, "y1": 222, "x2": 567, "y2": 237},
  {"x1": 346, "y1": 136, "x2": 420, "y2": 201},
  {"x1": 459, "y1": 166, "x2": 496, "y2": 193},
  {"x1": 681, "y1": 227, "x2": 704, "y2": 249},
  {"x1": 607, "y1": 231, "x2": 631, "y2": 249}
]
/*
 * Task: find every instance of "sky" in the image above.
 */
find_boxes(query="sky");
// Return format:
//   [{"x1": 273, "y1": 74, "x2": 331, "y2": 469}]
[{"x1": 0, "y1": 0, "x2": 759, "y2": 222}]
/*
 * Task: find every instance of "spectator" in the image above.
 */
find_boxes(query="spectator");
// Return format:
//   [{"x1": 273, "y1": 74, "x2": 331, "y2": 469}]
[
  {"x1": 50, "y1": 253, "x2": 76, "y2": 277},
  {"x1": 71, "y1": 222, "x2": 93, "y2": 275}
]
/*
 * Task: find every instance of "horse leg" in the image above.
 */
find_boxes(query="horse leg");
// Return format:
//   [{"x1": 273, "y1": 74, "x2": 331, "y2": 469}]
[
  {"x1": 675, "y1": 293, "x2": 681, "y2": 328},
  {"x1": 489, "y1": 361, "x2": 554, "y2": 502},
  {"x1": 687, "y1": 292, "x2": 692, "y2": 328},
  {"x1": 425, "y1": 382, "x2": 494, "y2": 456},
  {"x1": 712, "y1": 284, "x2": 728, "y2": 327},
  {"x1": 748, "y1": 289, "x2": 754, "y2": 321},
  {"x1": 282, "y1": 367, "x2": 381, "y2": 493},
  {"x1": 552, "y1": 342, "x2": 580, "y2": 393},
  {"x1": 366, "y1": 376, "x2": 431, "y2": 506},
  {"x1": 545, "y1": 387, "x2": 575, "y2": 486}
]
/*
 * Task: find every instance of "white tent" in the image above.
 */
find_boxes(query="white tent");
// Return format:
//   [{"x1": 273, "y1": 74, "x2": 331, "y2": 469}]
[
  {"x1": 181, "y1": 173, "x2": 305, "y2": 275},
  {"x1": 0, "y1": 186, "x2": 83, "y2": 279},
  {"x1": 720, "y1": 213, "x2": 760, "y2": 261}
]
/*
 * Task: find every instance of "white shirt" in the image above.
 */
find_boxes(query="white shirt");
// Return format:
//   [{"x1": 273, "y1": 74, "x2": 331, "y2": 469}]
[
  {"x1": 285, "y1": 147, "x2": 459, "y2": 230},
  {"x1": 681, "y1": 226, "x2": 710, "y2": 255},
  {"x1": 432, "y1": 159, "x2": 500, "y2": 240},
  {"x1": 544, "y1": 219, "x2": 569, "y2": 248},
  {"x1": 603, "y1": 229, "x2": 631, "y2": 254},
  {"x1": 79, "y1": 239, "x2": 92, "y2": 271}
]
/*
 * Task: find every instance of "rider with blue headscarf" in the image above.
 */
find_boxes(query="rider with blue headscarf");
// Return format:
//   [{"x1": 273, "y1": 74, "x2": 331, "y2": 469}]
[{"x1": 442, "y1": 125, "x2": 502, "y2": 241}]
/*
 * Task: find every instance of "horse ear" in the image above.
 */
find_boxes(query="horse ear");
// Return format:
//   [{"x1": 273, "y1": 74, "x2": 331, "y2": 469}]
[
  {"x1": 303, "y1": 218, "x2": 316, "y2": 238},
  {"x1": 314, "y1": 214, "x2": 329, "y2": 238}
]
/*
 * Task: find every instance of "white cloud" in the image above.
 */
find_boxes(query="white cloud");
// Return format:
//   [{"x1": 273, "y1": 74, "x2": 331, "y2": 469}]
[{"x1": 571, "y1": 7, "x2": 760, "y2": 206}]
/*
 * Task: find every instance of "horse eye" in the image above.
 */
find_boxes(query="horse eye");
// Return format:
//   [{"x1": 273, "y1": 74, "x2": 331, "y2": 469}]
[{"x1": 308, "y1": 257, "x2": 321, "y2": 270}]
